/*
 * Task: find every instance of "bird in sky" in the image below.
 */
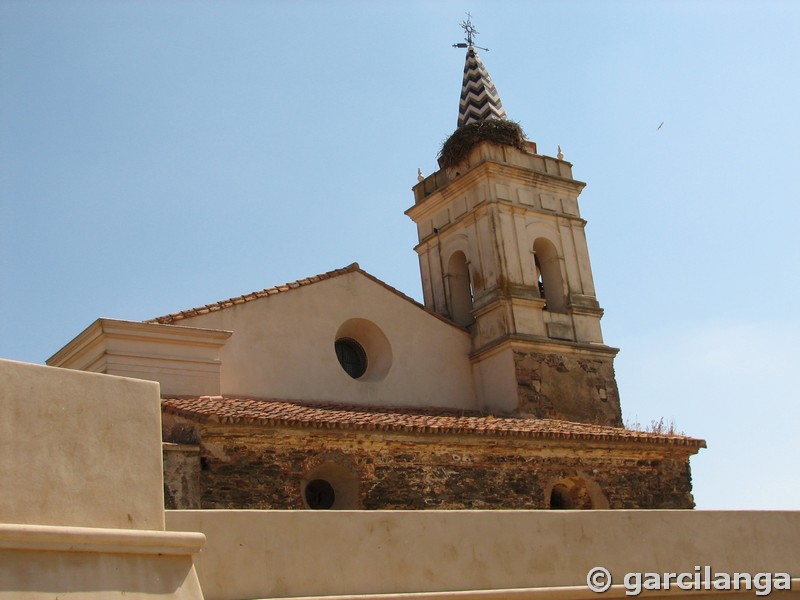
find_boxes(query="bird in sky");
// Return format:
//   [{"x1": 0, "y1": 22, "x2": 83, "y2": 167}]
[{"x1": 657, "y1": 121, "x2": 664, "y2": 131}]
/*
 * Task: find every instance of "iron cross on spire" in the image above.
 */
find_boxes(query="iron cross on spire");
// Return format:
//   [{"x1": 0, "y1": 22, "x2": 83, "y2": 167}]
[{"x1": 452, "y1": 13, "x2": 489, "y2": 51}]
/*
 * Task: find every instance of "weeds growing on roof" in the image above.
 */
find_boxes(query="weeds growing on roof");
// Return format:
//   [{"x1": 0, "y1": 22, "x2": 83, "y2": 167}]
[{"x1": 625, "y1": 416, "x2": 683, "y2": 436}]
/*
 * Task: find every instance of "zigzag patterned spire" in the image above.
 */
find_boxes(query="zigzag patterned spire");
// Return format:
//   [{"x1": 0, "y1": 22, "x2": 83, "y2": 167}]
[{"x1": 458, "y1": 46, "x2": 507, "y2": 128}]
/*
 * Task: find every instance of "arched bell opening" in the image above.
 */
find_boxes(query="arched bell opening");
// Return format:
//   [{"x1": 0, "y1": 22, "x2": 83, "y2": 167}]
[
  {"x1": 533, "y1": 238, "x2": 566, "y2": 313},
  {"x1": 446, "y1": 250, "x2": 474, "y2": 326}
]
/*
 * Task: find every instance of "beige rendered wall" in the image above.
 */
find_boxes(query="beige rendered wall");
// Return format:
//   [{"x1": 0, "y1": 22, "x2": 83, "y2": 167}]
[
  {"x1": 472, "y1": 344, "x2": 518, "y2": 413},
  {"x1": 0, "y1": 359, "x2": 164, "y2": 530},
  {"x1": 167, "y1": 509, "x2": 800, "y2": 600},
  {"x1": 0, "y1": 526, "x2": 205, "y2": 600},
  {"x1": 173, "y1": 271, "x2": 478, "y2": 410},
  {"x1": 0, "y1": 359, "x2": 205, "y2": 600}
]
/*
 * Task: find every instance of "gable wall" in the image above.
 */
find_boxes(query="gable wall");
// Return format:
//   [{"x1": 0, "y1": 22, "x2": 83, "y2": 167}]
[{"x1": 173, "y1": 272, "x2": 478, "y2": 410}]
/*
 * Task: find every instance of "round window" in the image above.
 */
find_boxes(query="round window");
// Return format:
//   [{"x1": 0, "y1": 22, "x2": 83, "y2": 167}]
[
  {"x1": 334, "y1": 338, "x2": 368, "y2": 379},
  {"x1": 305, "y1": 479, "x2": 336, "y2": 509}
]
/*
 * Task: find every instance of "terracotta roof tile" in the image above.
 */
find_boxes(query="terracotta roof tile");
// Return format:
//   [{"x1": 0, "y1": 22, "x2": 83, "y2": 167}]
[
  {"x1": 147, "y1": 263, "x2": 463, "y2": 330},
  {"x1": 161, "y1": 396, "x2": 706, "y2": 448}
]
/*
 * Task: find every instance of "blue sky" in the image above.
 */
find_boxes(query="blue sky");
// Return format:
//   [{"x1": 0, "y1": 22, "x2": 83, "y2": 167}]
[{"x1": 2, "y1": 1, "x2": 798, "y2": 509}]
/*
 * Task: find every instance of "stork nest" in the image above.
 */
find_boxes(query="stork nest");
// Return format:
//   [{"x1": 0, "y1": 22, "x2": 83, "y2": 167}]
[{"x1": 438, "y1": 119, "x2": 526, "y2": 169}]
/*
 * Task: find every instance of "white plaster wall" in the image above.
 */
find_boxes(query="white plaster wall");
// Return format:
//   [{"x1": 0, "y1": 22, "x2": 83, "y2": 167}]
[
  {"x1": 47, "y1": 319, "x2": 230, "y2": 398},
  {"x1": 173, "y1": 272, "x2": 478, "y2": 410},
  {"x1": 104, "y1": 355, "x2": 223, "y2": 397},
  {"x1": 473, "y1": 345, "x2": 518, "y2": 414}
]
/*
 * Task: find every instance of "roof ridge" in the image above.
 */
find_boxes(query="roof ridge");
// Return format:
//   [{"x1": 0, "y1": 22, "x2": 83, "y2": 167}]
[
  {"x1": 177, "y1": 395, "x2": 489, "y2": 418},
  {"x1": 146, "y1": 263, "x2": 361, "y2": 325},
  {"x1": 145, "y1": 263, "x2": 465, "y2": 331},
  {"x1": 161, "y1": 396, "x2": 706, "y2": 448}
]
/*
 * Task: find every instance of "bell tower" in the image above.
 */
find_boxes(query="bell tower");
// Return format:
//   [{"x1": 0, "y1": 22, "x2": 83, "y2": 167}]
[{"x1": 406, "y1": 23, "x2": 622, "y2": 426}]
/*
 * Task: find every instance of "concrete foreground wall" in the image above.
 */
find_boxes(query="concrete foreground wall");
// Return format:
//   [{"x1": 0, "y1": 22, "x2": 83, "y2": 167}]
[
  {"x1": 167, "y1": 509, "x2": 800, "y2": 600},
  {"x1": 0, "y1": 524, "x2": 205, "y2": 600},
  {"x1": 0, "y1": 359, "x2": 164, "y2": 530},
  {"x1": 0, "y1": 359, "x2": 204, "y2": 600}
]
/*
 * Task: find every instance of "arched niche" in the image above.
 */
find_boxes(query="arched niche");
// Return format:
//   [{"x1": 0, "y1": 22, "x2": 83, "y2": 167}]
[{"x1": 446, "y1": 250, "x2": 474, "y2": 326}]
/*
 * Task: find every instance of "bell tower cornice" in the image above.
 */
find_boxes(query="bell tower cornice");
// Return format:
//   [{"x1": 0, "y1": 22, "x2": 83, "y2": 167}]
[{"x1": 406, "y1": 144, "x2": 586, "y2": 224}]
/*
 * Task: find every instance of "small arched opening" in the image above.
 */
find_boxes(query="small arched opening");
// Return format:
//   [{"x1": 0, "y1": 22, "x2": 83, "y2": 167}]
[
  {"x1": 549, "y1": 484, "x2": 574, "y2": 509},
  {"x1": 533, "y1": 238, "x2": 566, "y2": 313},
  {"x1": 547, "y1": 476, "x2": 608, "y2": 510},
  {"x1": 305, "y1": 479, "x2": 336, "y2": 509},
  {"x1": 447, "y1": 251, "x2": 474, "y2": 326},
  {"x1": 301, "y1": 460, "x2": 360, "y2": 510}
]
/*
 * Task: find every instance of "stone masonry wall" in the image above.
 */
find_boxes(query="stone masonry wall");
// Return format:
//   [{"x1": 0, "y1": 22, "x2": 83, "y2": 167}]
[
  {"x1": 162, "y1": 414, "x2": 695, "y2": 510},
  {"x1": 514, "y1": 349, "x2": 623, "y2": 426}
]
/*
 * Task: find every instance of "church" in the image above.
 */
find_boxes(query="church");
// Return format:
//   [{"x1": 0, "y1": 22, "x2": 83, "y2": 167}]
[{"x1": 47, "y1": 23, "x2": 704, "y2": 511}]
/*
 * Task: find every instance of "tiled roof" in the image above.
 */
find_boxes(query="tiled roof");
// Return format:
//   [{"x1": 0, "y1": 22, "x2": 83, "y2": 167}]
[
  {"x1": 161, "y1": 396, "x2": 706, "y2": 448},
  {"x1": 147, "y1": 263, "x2": 463, "y2": 330},
  {"x1": 458, "y1": 46, "x2": 507, "y2": 128}
]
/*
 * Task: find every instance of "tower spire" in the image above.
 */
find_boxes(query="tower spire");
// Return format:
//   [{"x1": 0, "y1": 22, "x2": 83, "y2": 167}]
[{"x1": 454, "y1": 15, "x2": 507, "y2": 128}]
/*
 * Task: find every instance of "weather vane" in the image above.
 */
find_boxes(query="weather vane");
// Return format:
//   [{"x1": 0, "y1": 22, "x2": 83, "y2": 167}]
[{"x1": 452, "y1": 13, "x2": 489, "y2": 51}]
